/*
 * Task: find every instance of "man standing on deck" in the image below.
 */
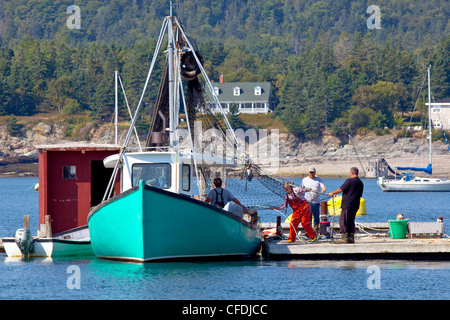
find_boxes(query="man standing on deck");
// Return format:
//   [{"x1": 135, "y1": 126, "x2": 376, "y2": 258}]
[
  {"x1": 328, "y1": 167, "x2": 364, "y2": 244},
  {"x1": 302, "y1": 167, "x2": 326, "y2": 234},
  {"x1": 204, "y1": 178, "x2": 247, "y2": 213}
]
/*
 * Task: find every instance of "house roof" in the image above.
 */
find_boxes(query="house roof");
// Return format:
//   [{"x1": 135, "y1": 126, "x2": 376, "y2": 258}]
[
  {"x1": 205, "y1": 82, "x2": 271, "y2": 103},
  {"x1": 427, "y1": 97, "x2": 450, "y2": 106},
  {"x1": 435, "y1": 97, "x2": 450, "y2": 104}
]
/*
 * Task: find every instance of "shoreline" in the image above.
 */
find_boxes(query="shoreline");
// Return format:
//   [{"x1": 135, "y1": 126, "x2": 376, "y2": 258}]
[{"x1": 2, "y1": 154, "x2": 450, "y2": 179}]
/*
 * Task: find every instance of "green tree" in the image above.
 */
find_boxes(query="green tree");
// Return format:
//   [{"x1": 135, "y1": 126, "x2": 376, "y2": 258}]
[
  {"x1": 430, "y1": 35, "x2": 450, "y2": 99},
  {"x1": 6, "y1": 115, "x2": 23, "y2": 136},
  {"x1": 227, "y1": 103, "x2": 246, "y2": 129}
]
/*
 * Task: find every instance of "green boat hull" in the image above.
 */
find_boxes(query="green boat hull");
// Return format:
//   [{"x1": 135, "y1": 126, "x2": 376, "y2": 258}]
[{"x1": 87, "y1": 180, "x2": 261, "y2": 262}]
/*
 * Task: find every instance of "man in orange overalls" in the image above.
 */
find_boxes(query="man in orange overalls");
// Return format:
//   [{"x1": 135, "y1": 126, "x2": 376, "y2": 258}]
[{"x1": 271, "y1": 182, "x2": 317, "y2": 242}]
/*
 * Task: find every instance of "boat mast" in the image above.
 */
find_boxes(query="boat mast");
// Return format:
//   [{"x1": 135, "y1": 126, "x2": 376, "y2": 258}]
[
  {"x1": 115, "y1": 70, "x2": 118, "y2": 145},
  {"x1": 168, "y1": 2, "x2": 175, "y2": 150},
  {"x1": 427, "y1": 66, "x2": 432, "y2": 174}
]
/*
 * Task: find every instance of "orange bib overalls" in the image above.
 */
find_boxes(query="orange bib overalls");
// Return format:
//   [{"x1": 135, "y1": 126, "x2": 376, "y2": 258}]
[{"x1": 287, "y1": 197, "x2": 316, "y2": 241}]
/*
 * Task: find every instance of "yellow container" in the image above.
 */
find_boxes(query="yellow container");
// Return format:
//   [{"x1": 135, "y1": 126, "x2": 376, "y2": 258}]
[
  {"x1": 327, "y1": 197, "x2": 366, "y2": 216},
  {"x1": 284, "y1": 197, "x2": 366, "y2": 224}
]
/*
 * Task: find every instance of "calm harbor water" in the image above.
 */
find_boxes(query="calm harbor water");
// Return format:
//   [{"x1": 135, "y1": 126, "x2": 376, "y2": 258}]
[{"x1": 1, "y1": 177, "x2": 449, "y2": 300}]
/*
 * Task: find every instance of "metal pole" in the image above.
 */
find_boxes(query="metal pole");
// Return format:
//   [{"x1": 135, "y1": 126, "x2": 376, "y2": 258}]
[
  {"x1": 102, "y1": 17, "x2": 169, "y2": 202},
  {"x1": 115, "y1": 70, "x2": 118, "y2": 145},
  {"x1": 427, "y1": 66, "x2": 432, "y2": 171}
]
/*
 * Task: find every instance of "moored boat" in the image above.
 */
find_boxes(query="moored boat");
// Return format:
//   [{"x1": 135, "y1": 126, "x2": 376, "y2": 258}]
[
  {"x1": 88, "y1": 180, "x2": 260, "y2": 262},
  {"x1": 377, "y1": 67, "x2": 450, "y2": 192},
  {"x1": 2, "y1": 225, "x2": 94, "y2": 258},
  {"x1": 377, "y1": 176, "x2": 450, "y2": 192},
  {"x1": 87, "y1": 8, "x2": 262, "y2": 262}
]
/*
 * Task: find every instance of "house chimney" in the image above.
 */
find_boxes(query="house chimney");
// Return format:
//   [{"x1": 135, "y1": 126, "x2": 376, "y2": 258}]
[{"x1": 219, "y1": 74, "x2": 224, "y2": 84}]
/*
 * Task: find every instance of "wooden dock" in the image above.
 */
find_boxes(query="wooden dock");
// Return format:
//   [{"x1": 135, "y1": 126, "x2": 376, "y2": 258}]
[
  {"x1": 262, "y1": 237, "x2": 450, "y2": 260},
  {"x1": 260, "y1": 221, "x2": 450, "y2": 260}
]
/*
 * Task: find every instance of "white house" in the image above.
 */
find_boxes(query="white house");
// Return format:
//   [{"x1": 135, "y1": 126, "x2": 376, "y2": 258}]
[
  {"x1": 427, "y1": 97, "x2": 450, "y2": 129},
  {"x1": 205, "y1": 76, "x2": 274, "y2": 114}
]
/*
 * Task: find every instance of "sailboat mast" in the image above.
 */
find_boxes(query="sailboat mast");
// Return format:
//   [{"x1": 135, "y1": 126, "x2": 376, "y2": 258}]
[{"x1": 427, "y1": 66, "x2": 432, "y2": 169}]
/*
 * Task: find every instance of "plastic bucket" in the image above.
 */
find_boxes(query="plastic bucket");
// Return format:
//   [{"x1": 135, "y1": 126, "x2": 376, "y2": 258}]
[{"x1": 388, "y1": 220, "x2": 409, "y2": 239}]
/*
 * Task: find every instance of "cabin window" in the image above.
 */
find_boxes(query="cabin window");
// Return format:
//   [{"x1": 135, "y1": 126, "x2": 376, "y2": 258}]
[
  {"x1": 132, "y1": 163, "x2": 171, "y2": 189},
  {"x1": 63, "y1": 165, "x2": 77, "y2": 180},
  {"x1": 182, "y1": 164, "x2": 190, "y2": 191}
]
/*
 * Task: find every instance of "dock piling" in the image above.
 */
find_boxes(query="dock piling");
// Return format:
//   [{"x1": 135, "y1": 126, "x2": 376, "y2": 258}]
[{"x1": 24, "y1": 215, "x2": 30, "y2": 229}]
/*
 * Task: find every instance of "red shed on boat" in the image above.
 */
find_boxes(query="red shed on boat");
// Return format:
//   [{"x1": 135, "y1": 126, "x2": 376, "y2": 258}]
[{"x1": 36, "y1": 144, "x2": 120, "y2": 235}]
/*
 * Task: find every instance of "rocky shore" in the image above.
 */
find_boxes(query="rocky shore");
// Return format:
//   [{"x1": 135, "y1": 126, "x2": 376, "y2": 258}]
[{"x1": 1, "y1": 122, "x2": 450, "y2": 178}]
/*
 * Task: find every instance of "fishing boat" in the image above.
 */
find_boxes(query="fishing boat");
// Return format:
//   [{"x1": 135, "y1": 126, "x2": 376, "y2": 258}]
[
  {"x1": 87, "y1": 8, "x2": 261, "y2": 262},
  {"x1": 377, "y1": 67, "x2": 450, "y2": 192}
]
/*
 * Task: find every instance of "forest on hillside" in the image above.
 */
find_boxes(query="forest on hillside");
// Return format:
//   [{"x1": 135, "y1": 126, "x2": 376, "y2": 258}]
[{"x1": 0, "y1": 0, "x2": 449, "y2": 138}]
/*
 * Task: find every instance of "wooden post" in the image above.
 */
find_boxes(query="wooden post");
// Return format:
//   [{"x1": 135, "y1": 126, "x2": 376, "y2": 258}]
[
  {"x1": 320, "y1": 201, "x2": 328, "y2": 221},
  {"x1": 44, "y1": 215, "x2": 52, "y2": 238},
  {"x1": 276, "y1": 216, "x2": 282, "y2": 237},
  {"x1": 24, "y1": 215, "x2": 30, "y2": 229}
]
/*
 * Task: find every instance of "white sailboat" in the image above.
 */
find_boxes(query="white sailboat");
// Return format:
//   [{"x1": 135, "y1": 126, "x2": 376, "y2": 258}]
[{"x1": 377, "y1": 67, "x2": 450, "y2": 192}]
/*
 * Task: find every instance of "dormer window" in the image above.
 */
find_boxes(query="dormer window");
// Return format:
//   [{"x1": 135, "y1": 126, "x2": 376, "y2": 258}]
[
  {"x1": 214, "y1": 87, "x2": 219, "y2": 96},
  {"x1": 254, "y1": 86, "x2": 262, "y2": 95},
  {"x1": 233, "y1": 87, "x2": 240, "y2": 96}
]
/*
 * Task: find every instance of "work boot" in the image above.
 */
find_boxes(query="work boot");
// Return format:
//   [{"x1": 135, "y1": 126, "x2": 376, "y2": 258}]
[
  {"x1": 348, "y1": 233, "x2": 355, "y2": 243},
  {"x1": 333, "y1": 233, "x2": 349, "y2": 244}
]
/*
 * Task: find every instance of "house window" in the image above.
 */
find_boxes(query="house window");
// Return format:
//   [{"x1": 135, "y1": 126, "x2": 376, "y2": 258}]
[
  {"x1": 254, "y1": 86, "x2": 262, "y2": 95},
  {"x1": 233, "y1": 87, "x2": 240, "y2": 96},
  {"x1": 214, "y1": 87, "x2": 219, "y2": 96},
  {"x1": 63, "y1": 165, "x2": 77, "y2": 180}
]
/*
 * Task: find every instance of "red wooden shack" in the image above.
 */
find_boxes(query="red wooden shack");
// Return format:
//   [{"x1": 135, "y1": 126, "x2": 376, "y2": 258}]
[{"x1": 37, "y1": 144, "x2": 120, "y2": 235}]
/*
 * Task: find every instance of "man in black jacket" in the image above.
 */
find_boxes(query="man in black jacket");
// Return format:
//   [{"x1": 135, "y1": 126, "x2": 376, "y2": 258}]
[{"x1": 328, "y1": 167, "x2": 364, "y2": 243}]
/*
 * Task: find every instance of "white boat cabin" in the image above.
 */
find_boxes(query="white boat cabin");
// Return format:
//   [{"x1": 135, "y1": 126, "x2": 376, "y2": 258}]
[{"x1": 103, "y1": 151, "x2": 238, "y2": 197}]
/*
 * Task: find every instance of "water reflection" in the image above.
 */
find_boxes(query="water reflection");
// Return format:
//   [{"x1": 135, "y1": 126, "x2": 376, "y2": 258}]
[{"x1": 284, "y1": 259, "x2": 450, "y2": 270}]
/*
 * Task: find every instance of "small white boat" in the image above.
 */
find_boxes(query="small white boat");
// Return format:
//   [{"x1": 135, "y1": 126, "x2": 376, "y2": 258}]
[
  {"x1": 2, "y1": 226, "x2": 94, "y2": 258},
  {"x1": 377, "y1": 67, "x2": 450, "y2": 192}
]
